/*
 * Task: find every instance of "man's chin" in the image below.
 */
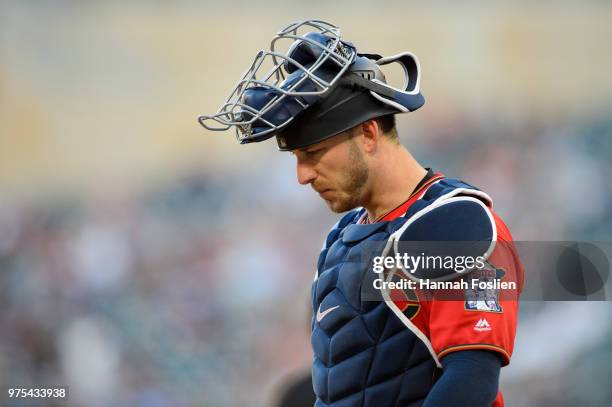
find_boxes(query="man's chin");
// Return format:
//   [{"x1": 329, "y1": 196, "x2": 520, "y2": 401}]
[{"x1": 324, "y1": 198, "x2": 358, "y2": 214}]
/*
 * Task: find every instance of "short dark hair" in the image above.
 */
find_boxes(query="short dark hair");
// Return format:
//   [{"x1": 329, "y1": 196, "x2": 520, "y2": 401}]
[{"x1": 375, "y1": 115, "x2": 398, "y2": 142}]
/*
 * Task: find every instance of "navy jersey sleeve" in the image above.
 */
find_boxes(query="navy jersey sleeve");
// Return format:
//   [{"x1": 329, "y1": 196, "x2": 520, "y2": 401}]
[{"x1": 422, "y1": 350, "x2": 501, "y2": 407}]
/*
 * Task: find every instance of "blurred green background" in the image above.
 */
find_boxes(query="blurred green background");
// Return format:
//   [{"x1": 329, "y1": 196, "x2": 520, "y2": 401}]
[{"x1": 1, "y1": 1, "x2": 611, "y2": 406}]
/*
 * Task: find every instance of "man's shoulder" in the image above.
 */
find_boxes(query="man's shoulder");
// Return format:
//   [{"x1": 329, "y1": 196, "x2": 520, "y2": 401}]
[
  {"x1": 401, "y1": 176, "x2": 518, "y2": 248},
  {"x1": 422, "y1": 177, "x2": 493, "y2": 207}
]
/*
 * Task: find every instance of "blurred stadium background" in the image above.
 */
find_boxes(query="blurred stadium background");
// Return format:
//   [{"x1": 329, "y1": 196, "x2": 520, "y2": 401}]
[{"x1": 1, "y1": 1, "x2": 612, "y2": 406}]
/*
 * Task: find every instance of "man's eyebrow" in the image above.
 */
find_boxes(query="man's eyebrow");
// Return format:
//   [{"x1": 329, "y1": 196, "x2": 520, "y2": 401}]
[{"x1": 292, "y1": 144, "x2": 326, "y2": 155}]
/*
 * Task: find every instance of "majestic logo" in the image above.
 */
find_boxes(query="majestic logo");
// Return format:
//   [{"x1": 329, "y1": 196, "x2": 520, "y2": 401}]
[
  {"x1": 316, "y1": 305, "x2": 339, "y2": 322},
  {"x1": 474, "y1": 318, "x2": 492, "y2": 332}
]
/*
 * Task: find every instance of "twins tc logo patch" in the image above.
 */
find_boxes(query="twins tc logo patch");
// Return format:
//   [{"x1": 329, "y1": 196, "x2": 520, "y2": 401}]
[
  {"x1": 464, "y1": 263, "x2": 505, "y2": 313},
  {"x1": 388, "y1": 272, "x2": 420, "y2": 320}
]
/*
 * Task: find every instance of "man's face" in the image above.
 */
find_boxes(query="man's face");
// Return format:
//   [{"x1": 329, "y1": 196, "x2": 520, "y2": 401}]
[{"x1": 292, "y1": 129, "x2": 369, "y2": 213}]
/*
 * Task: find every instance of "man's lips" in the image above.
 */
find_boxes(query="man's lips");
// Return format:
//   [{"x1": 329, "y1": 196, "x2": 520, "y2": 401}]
[
  {"x1": 313, "y1": 184, "x2": 333, "y2": 198},
  {"x1": 312, "y1": 185, "x2": 325, "y2": 194},
  {"x1": 317, "y1": 189, "x2": 333, "y2": 198}
]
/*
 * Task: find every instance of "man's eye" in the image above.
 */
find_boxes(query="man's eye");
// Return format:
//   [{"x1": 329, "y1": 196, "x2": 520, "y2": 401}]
[{"x1": 306, "y1": 149, "x2": 322, "y2": 155}]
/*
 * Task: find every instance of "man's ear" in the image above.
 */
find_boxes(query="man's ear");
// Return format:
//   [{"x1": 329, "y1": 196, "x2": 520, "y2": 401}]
[{"x1": 360, "y1": 119, "x2": 381, "y2": 153}]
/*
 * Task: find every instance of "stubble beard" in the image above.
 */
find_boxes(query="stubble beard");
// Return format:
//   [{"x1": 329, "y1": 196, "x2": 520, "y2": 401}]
[{"x1": 327, "y1": 140, "x2": 369, "y2": 213}]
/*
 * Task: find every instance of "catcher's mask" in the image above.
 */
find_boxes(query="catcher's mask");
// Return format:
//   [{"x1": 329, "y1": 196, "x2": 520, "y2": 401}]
[{"x1": 198, "y1": 19, "x2": 424, "y2": 151}]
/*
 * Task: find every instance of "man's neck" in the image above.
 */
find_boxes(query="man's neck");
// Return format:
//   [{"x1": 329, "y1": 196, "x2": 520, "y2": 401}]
[{"x1": 363, "y1": 146, "x2": 427, "y2": 223}]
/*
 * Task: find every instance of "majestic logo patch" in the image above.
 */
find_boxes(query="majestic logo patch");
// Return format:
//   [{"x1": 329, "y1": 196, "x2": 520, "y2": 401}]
[
  {"x1": 465, "y1": 263, "x2": 505, "y2": 313},
  {"x1": 474, "y1": 318, "x2": 492, "y2": 332}
]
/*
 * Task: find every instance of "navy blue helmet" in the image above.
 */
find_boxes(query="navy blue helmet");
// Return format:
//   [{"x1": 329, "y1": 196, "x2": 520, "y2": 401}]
[{"x1": 198, "y1": 20, "x2": 425, "y2": 150}]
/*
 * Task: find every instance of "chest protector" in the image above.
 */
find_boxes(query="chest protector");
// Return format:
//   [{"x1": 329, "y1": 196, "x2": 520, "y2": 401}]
[{"x1": 311, "y1": 178, "x2": 494, "y2": 407}]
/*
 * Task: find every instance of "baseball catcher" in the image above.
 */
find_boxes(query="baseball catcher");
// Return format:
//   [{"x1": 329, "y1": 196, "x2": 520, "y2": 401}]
[{"x1": 199, "y1": 20, "x2": 523, "y2": 407}]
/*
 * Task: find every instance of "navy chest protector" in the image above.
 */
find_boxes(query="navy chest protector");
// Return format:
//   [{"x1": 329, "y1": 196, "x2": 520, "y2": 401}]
[{"x1": 311, "y1": 178, "x2": 496, "y2": 407}]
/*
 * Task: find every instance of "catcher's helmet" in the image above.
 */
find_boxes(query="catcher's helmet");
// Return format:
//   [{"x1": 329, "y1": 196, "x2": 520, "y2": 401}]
[{"x1": 198, "y1": 19, "x2": 424, "y2": 151}]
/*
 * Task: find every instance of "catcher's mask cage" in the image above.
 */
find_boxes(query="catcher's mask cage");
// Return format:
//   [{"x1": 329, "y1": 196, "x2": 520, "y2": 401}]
[{"x1": 197, "y1": 19, "x2": 425, "y2": 151}]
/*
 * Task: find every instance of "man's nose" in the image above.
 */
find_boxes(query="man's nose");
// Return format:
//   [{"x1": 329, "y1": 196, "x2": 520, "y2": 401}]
[{"x1": 297, "y1": 161, "x2": 317, "y2": 185}]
